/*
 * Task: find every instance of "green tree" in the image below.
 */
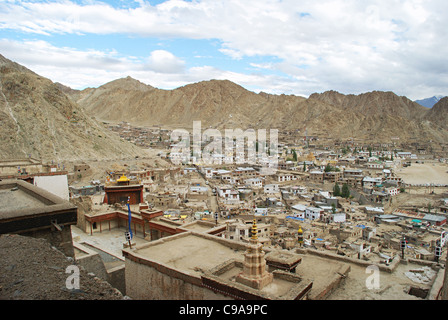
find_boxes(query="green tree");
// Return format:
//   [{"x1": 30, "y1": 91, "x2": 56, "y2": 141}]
[
  {"x1": 341, "y1": 183, "x2": 350, "y2": 198},
  {"x1": 292, "y1": 149, "x2": 297, "y2": 162},
  {"x1": 325, "y1": 164, "x2": 340, "y2": 172},
  {"x1": 303, "y1": 161, "x2": 307, "y2": 172},
  {"x1": 333, "y1": 183, "x2": 341, "y2": 197},
  {"x1": 331, "y1": 203, "x2": 337, "y2": 214}
]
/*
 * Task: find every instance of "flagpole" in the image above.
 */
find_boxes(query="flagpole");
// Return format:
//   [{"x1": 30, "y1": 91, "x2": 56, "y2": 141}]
[{"x1": 127, "y1": 196, "x2": 133, "y2": 249}]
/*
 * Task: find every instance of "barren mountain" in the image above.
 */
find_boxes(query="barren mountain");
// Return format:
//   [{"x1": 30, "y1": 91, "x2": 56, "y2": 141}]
[
  {"x1": 73, "y1": 76, "x2": 448, "y2": 144},
  {"x1": 307, "y1": 90, "x2": 448, "y2": 142},
  {"x1": 0, "y1": 54, "x2": 148, "y2": 161},
  {"x1": 424, "y1": 96, "x2": 448, "y2": 128},
  {"x1": 415, "y1": 95, "x2": 446, "y2": 108}
]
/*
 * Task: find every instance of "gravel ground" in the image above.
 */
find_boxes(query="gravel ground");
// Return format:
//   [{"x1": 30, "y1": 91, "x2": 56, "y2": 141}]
[{"x1": 0, "y1": 234, "x2": 125, "y2": 300}]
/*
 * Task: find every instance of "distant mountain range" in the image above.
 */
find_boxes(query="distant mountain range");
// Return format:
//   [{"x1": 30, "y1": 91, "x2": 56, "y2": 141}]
[
  {"x1": 71, "y1": 77, "x2": 448, "y2": 144},
  {"x1": 1, "y1": 52, "x2": 447, "y2": 163},
  {"x1": 415, "y1": 95, "x2": 446, "y2": 108}
]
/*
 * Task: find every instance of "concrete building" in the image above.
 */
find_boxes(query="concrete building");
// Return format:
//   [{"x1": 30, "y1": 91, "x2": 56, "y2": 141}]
[
  {"x1": 309, "y1": 170, "x2": 324, "y2": 183},
  {"x1": 264, "y1": 184, "x2": 279, "y2": 194},
  {"x1": 305, "y1": 207, "x2": 323, "y2": 221}
]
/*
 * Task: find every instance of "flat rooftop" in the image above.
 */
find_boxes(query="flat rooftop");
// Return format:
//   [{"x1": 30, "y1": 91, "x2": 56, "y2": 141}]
[
  {"x1": 210, "y1": 261, "x2": 305, "y2": 299},
  {"x1": 129, "y1": 232, "x2": 245, "y2": 277},
  {"x1": 0, "y1": 187, "x2": 48, "y2": 213},
  {"x1": 123, "y1": 232, "x2": 350, "y2": 300},
  {"x1": 0, "y1": 180, "x2": 77, "y2": 234},
  {"x1": 0, "y1": 180, "x2": 75, "y2": 219}
]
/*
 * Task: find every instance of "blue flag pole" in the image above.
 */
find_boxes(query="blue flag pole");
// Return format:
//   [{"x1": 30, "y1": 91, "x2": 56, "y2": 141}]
[{"x1": 126, "y1": 196, "x2": 133, "y2": 240}]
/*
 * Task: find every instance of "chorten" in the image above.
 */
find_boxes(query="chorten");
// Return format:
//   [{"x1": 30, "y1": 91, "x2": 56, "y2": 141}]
[
  {"x1": 235, "y1": 219, "x2": 273, "y2": 290},
  {"x1": 297, "y1": 225, "x2": 304, "y2": 247}
]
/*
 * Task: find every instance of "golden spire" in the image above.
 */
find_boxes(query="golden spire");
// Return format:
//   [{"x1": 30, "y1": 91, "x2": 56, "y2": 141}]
[
  {"x1": 251, "y1": 219, "x2": 258, "y2": 240},
  {"x1": 298, "y1": 225, "x2": 304, "y2": 246},
  {"x1": 117, "y1": 174, "x2": 130, "y2": 182}
]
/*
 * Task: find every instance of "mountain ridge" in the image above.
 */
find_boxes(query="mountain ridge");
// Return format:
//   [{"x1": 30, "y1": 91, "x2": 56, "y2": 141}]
[
  {"x1": 2, "y1": 51, "x2": 446, "y2": 161},
  {"x1": 70, "y1": 76, "x2": 448, "y2": 144},
  {"x1": 0, "y1": 54, "x2": 148, "y2": 161},
  {"x1": 415, "y1": 95, "x2": 446, "y2": 108}
]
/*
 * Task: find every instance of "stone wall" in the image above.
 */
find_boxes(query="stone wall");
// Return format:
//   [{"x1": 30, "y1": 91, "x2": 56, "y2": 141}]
[
  {"x1": 74, "y1": 242, "x2": 126, "y2": 295},
  {"x1": 125, "y1": 258, "x2": 230, "y2": 300},
  {"x1": 107, "y1": 265, "x2": 126, "y2": 295},
  {"x1": 295, "y1": 247, "x2": 401, "y2": 273}
]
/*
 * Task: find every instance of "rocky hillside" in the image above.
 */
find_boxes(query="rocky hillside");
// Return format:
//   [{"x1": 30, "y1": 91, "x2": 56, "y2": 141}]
[
  {"x1": 424, "y1": 96, "x2": 448, "y2": 128},
  {"x1": 72, "y1": 76, "x2": 448, "y2": 143},
  {"x1": 74, "y1": 77, "x2": 347, "y2": 135},
  {"x1": 307, "y1": 90, "x2": 448, "y2": 142},
  {"x1": 0, "y1": 54, "x2": 148, "y2": 161},
  {"x1": 0, "y1": 234, "x2": 124, "y2": 300}
]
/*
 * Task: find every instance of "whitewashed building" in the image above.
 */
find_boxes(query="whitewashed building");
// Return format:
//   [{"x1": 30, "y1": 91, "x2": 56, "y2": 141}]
[
  {"x1": 245, "y1": 178, "x2": 263, "y2": 189},
  {"x1": 291, "y1": 204, "x2": 307, "y2": 218},
  {"x1": 305, "y1": 207, "x2": 322, "y2": 220},
  {"x1": 264, "y1": 184, "x2": 279, "y2": 194},
  {"x1": 362, "y1": 177, "x2": 383, "y2": 188}
]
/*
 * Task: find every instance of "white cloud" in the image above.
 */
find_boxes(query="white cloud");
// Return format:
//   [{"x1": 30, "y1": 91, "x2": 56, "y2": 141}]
[
  {"x1": 0, "y1": 38, "x2": 287, "y2": 93},
  {"x1": 146, "y1": 50, "x2": 185, "y2": 73},
  {"x1": 0, "y1": 0, "x2": 447, "y2": 99},
  {"x1": 0, "y1": 39, "x2": 186, "y2": 88}
]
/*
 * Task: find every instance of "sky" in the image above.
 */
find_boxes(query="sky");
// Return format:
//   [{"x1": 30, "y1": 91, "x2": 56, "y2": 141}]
[{"x1": 0, "y1": 0, "x2": 447, "y2": 100}]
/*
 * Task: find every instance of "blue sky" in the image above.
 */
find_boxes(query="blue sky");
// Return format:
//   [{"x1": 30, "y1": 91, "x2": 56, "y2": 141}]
[{"x1": 0, "y1": 0, "x2": 447, "y2": 100}]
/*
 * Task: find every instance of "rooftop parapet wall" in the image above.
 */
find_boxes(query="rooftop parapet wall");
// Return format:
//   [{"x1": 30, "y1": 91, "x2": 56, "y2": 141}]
[
  {"x1": 0, "y1": 179, "x2": 77, "y2": 222},
  {"x1": 295, "y1": 247, "x2": 401, "y2": 273},
  {"x1": 0, "y1": 179, "x2": 77, "y2": 256},
  {"x1": 202, "y1": 259, "x2": 313, "y2": 300}
]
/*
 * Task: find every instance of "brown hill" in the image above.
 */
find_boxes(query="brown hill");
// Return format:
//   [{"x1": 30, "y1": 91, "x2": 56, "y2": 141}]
[
  {"x1": 308, "y1": 90, "x2": 428, "y2": 120},
  {"x1": 424, "y1": 96, "x2": 448, "y2": 128},
  {"x1": 307, "y1": 90, "x2": 448, "y2": 142},
  {"x1": 0, "y1": 54, "x2": 147, "y2": 161},
  {"x1": 73, "y1": 77, "x2": 448, "y2": 144}
]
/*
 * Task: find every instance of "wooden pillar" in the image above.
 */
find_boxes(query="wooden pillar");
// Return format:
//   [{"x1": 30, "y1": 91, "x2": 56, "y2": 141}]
[
  {"x1": 90, "y1": 222, "x2": 93, "y2": 236},
  {"x1": 100, "y1": 220, "x2": 102, "y2": 233},
  {"x1": 109, "y1": 220, "x2": 111, "y2": 231}
]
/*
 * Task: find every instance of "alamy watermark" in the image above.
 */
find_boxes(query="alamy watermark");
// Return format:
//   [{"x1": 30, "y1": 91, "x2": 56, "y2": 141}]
[
  {"x1": 65, "y1": 265, "x2": 80, "y2": 290},
  {"x1": 365, "y1": 265, "x2": 380, "y2": 290},
  {"x1": 169, "y1": 121, "x2": 279, "y2": 174}
]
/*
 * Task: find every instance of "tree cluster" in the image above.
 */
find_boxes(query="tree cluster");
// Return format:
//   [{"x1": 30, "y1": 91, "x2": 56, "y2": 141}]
[{"x1": 333, "y1": 182, "x2": 350, "y2": 198}]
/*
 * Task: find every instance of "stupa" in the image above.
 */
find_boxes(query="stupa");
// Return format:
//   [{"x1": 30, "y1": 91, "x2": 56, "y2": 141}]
[{"x1": 235, "y1": 219, "x2": 274, "y2": 290}]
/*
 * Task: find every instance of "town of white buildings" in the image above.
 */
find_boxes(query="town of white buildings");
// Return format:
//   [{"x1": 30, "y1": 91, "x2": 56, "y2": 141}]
[{"x1": 2, "y1": 124, "x2": 448, "y2": 300}]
